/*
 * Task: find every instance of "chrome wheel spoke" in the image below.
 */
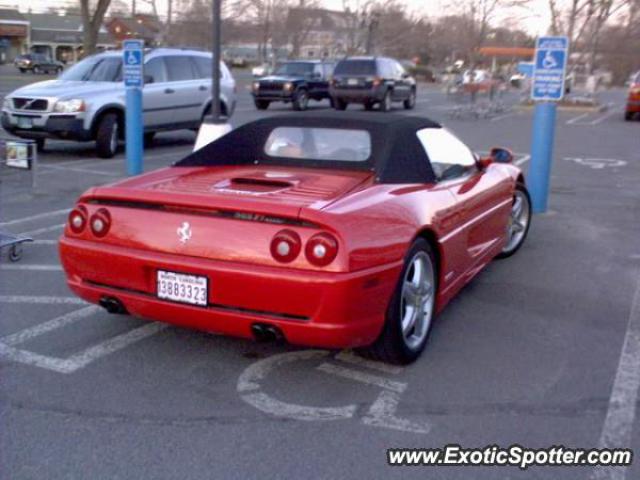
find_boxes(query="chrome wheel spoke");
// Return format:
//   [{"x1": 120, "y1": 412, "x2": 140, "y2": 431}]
[{"x1": 400, "y1": 251, "x2": 435, "y2": 349}]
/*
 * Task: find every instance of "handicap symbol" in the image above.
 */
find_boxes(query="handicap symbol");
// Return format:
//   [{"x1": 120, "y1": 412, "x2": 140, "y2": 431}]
[
  {"x1": 237, "y1": 350, "x2": 431, "y2": 434},
  {"x1": 542, "y1": 50, "x2": 558, "y2": 69},
  {"x1": 126, "y1": 51, "x2": 140, "y2": 65}
]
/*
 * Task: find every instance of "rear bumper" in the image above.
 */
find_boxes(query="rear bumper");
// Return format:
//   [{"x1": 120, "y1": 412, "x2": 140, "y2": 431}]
[
  {"x1": 626, "y1": 99, "x2": 640, "y2": 113},
  {"x1": 330, "y1": 87, "x2": 385, "y2": 104},
  {"x1": 59, "y1": 237, "x2": 402, "y2": 348}
]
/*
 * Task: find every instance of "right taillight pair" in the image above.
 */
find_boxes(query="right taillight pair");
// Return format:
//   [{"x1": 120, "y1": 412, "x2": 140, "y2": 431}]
[
  {"x1": 270, "y1": 229, "x2": 338, "y2": 266},
  {"x1": 68, "y1": 206, "x2": 111, "y2": 237}
]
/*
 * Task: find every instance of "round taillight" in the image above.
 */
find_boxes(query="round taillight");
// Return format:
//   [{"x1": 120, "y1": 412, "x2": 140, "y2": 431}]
[
  {"x1": 305, "y1": 233, "x2": 338, "y2": 266},
  {"x1": 270, "y1": 229, "x2": 301, "y2": 263},
  {"x1": 68, "y1": 206, "x2": 88, "y2": 234},
  {"x1": 89, "y1": 208, "x2": 111, "y2": 237}
]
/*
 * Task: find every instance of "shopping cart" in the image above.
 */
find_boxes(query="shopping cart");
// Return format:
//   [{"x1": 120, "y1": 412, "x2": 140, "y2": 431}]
[{"x1": 0, "y1": 231, "x2": 33, "y2": 262}]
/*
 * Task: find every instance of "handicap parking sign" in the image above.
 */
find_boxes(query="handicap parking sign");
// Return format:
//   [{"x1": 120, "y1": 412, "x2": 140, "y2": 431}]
[
  {"x1": 123, "y1": 39, "x2": 144, "y2": 89},
  {"x1": 531, "y1": 36, "x2": 568, "y2": 101}
]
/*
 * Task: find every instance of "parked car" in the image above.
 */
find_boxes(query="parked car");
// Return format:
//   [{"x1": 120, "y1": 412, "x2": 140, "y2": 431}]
[
  {"x1": 625, "y1": 71, "x2": 640, "y2": 121},
  {"x1": 251, "y1": 60, "x2": 334, "y2": 111},
  {"x1": 1, "y1": 48, "x2": 236, "y2": 158},
  {"x1": 59, "y1": 112, "x2": 532, "y2": 364},
  {"x1": 329, "y1": 56, "x2": 416, "y2": 111},
  {"x1": 14, "y1": 53, "x2": 63, "y2": 74}
]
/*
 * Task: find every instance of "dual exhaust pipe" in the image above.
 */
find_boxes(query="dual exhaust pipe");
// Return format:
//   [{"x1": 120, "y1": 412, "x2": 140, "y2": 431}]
[{"x1": 100, "y1": 296, "x2": 284, "y2": 344}]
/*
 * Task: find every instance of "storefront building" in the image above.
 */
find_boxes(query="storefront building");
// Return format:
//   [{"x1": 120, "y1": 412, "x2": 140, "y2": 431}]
[{"x1": 0, "y1": 9, "x2": 29, "y2": 63}]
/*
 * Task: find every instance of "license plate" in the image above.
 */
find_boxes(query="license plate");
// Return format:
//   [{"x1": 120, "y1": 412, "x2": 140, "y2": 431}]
[
  {"x1": 348, "y1": 78, "x2": 359, "y2": 86},
  {"x1": 17, "y1": 117, "x2": 33, "y2": 129},
  {"x1": 157, "y1": 270, "x2": 208, "y2": 306}
]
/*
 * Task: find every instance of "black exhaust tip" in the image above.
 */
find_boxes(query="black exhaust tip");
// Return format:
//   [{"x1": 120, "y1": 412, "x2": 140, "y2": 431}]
[
  {"x1": 251, "y1": 323, "x2": 284, "y2": 343},
  {"x1": 99, "y1": 296, "x2": 128, "y2": 315}
]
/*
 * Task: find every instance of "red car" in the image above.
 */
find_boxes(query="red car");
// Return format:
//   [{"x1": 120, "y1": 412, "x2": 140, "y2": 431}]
[
  {"x1": 625, "y1": 71, "x2": 640, "y2": 121},
  {"x1": 59, "y1": 113, "x2": 532, "y2": 364}
]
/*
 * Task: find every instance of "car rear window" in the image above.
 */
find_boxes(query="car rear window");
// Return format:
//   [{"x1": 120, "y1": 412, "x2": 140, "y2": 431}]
[
  {"x1": 264, "y1": 127, "x2": 371, "y2": 162},
  {"x1": 334, "y1": 60, "x2": 377, "y2": 76}
]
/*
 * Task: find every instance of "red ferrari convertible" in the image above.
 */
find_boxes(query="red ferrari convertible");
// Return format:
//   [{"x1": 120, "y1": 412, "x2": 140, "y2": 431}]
[{"x1": 59, "y1": 113, "x2": 531, "y2": 364}]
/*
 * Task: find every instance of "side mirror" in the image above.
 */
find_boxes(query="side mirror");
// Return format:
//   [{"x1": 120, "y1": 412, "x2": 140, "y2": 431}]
[
  {"x1": 144, "y1": 74, "x2": 154, "y2": 84},
  {"x1": 489, "y1": 147, "x2": 513, "y2": 164}
]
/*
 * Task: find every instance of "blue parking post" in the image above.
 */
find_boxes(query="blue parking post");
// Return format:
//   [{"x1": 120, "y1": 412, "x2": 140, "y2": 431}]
[
  {"x1": 528, "y1": 102, "x2": 557, "y2": 213},
  {"x1": 125, "y1": 88, "x2": 143, "y2": 176},
  {"x1": 123, "y1": 40, "x2": 144, "y2": 176},
  {"x1": 529, "y1": 35, "x2": 568, "y2": 213}
]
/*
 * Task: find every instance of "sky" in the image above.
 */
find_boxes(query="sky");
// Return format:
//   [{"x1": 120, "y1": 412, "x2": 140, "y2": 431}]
[{"x1": 1, "y1": 0, "x2": 553, "y2": 35}]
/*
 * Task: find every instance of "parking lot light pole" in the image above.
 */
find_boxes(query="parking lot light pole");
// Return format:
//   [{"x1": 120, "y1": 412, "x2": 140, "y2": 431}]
[{"x1": 194, "y1": 0, "x2": 232, "y2": 152}]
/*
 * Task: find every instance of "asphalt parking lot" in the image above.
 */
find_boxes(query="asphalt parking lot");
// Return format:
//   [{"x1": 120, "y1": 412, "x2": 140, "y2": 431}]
[{"x1": 1, "y1": 67, "x2": 639, "y2": 479}]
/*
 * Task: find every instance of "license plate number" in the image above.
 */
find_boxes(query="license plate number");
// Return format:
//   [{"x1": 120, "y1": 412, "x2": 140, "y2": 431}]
[
  {"x1": 17, "y1": 117, "x2": 33, "y2": 129},
  {"x1": 347, "y1": 78, "x2": 359, "y2": 86},
  {"x1": 157, "y1": 270, "x2": 208, "y2": 306}
]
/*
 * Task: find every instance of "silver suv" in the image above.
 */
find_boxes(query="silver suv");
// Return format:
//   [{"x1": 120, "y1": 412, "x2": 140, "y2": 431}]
[{"x1": 1, "y1": 48, "x2": 236, "y2": 158}]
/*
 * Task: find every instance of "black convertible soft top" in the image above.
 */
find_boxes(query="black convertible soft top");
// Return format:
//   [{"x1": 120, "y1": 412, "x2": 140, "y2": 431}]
[{"x1": 175, "y1": 112, "x2": 442, "y2": 183}]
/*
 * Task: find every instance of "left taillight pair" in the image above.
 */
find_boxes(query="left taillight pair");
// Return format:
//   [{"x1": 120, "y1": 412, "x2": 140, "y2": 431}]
[
  {"x1": 68, "y1": 206, "x2": 111, "y2": 237},
  {"x1": 270, "y1": 229, "x2": 338, "y2": 266}
]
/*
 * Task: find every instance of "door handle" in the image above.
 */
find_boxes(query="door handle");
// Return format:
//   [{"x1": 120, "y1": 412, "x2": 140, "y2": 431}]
[
  {"x1": 164, "y1": 88, "x2": 175, "y2": 94},
  {"x1": 199, "y1": 85, "x2": 207, "y2": 91}
]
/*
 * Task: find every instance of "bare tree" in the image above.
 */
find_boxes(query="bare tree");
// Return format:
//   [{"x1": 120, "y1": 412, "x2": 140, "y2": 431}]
[
  {"x1": 80, "y1": 0, "x2": 113, "y2": 56},
  {"x1": 229, "y1": 0, "x2": 292, "y2": 61},
  {"x1": 288, "y1": 0, "x2": 321, "y2": 58}
]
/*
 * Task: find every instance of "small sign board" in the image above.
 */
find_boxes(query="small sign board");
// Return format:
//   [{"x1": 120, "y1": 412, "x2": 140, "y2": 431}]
[
  {"x1": 5, "y1": 140, "x2": 33, "y2": 169},
  {"x1": 532, "y1": 36, "x2": 569, "y2": 101},
  {"x1": 123, "y1": 39, "x2": 144, "y2": 89}
]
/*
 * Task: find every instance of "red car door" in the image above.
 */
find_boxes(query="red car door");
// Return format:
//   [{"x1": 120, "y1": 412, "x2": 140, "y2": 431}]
[{"x1": 417, "y1": 128, "x2": 512, "y2": 289}]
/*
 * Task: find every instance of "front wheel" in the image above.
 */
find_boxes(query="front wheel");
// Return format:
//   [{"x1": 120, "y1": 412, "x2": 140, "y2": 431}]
[
  {"x1": 379, "y1": 90, "x2": 392, "y2": 112},
  {"x1": 333, "y1": 97, "x2": 348, "y2": 111},
  {"x1": 292, "y1": 89, "x2": 309, "y2": 111},
  {"x1": 404, "y1": 89, "x2": 416, "y2": 109},
  {"x1": 497, "y1": 183, "x2": 532, "y2": 258},
  {"x1": 95, "y1": 113, "x2": 119, "y2": 159},
  {"x1": 625, "y1": 111, "x2": 634, "y2": 121},
  {"x1": 358, "y1": 238, "x2": 437, "y2": 364},
  {"x1": 254, "y1": 99, "x2": 270, "y2": 110}
]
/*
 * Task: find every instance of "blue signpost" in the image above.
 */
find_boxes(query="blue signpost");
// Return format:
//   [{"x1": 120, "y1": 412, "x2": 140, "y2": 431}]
[
  {"x1": 528, "y1": 36, "x2": 568, "y2": 213},
  {"x1": 123, "y1": 40, "x2": 144, "y2": 176}
]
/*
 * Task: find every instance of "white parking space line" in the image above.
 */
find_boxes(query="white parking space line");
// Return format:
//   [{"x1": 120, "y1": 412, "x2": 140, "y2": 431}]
[
  {"x1": 0, "y1": 295, "x2": 86, "y2": 305},
  {"x1": 317, "y1": 362, "x2": 407, "y2": 393},
  {"x1": 0, "y1": 343, "x2": 78, "y2": 374},
  {"x1": 1, "y1": 306, "x2": 99, "y2": 346},
  {"x1": 40, "y1": 164, "x2": 120, "y2": 177},
  {"x1": 63, "y1": 322, "x2": 168, "y2": 372},
  {"x1": 334, "y1": 350, "x2": 403, "y2": 375},
  {"x1": 588, "y1": 110, "x2": 619, "y2": 126},
  {"x1": 32, "y1": 239, "x2": 58, "y2": 245},
  {"x1": 0, "y1": 208, "x2": 69, "y2": 227},
  {"x1": 490, "y1": 111, "x2": 520, "y2": 122},
  {"x1": 591, "y1": 271, "x2": 640, "y2": 480},
  {"x1": 567, "y1": 112, "x2": 591, "y2": 125},
  {"x1": 19, "y1": 223, "x2": 64, "y2": 237},
  {"x1": 0, "y1": 264, "x2": 62, "y2": 271},
  {"x1": 515, "y1": 154, "x2": 530, "y2": 166}
]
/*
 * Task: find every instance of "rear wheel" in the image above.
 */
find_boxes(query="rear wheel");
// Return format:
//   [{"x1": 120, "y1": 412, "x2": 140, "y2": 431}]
[
  {"x1": 254, "y1": 99, "x2": 270, "y2": 110},
  {"x1": 380, "y1": 90, "x2": 392, "y2": 112},
  {"x1": 364, "y1": 100, "x2": 374, "y2": 111},
  {"x1": 358, "y1": 238, "x2": 437, "y2": 364},
  {"x1": 19, "y1": 68, "x2": 26, "y2": 74},
  {"x1": 497, "y1": 183, "x2": 532, "y2": 258},
  {"x1": 333, "y1": 97, "x2": 348, "y2": 111},
  {"x1": 95, "y1": 113, "x2": 119, "y2": 159},
  {"x1": 35, "y1": 138, "x2": 45, "y2": 153},
  {"x1": 33, "y1": 66, "x2": 40, "y2": 74},
  {"x1": 625, "y1": 111, "x2": 634, "y2": 121},
  {"x1": 404, "y1": 89, "x2": 416, "y2": 109},
  {"x1": 292, "y1": 89, "x2": 309, "y2": 111}
]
